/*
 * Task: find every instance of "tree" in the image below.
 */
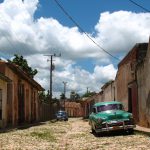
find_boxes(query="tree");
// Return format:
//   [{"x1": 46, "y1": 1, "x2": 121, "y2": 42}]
[
  {"x1": 60, "y1": 93, "x2": 65, "y2": 100},
  {"x1": 82, "y1": 91, "x2": 96, "y2": 98},
  {"x1": 10, "y1": 54, "x2": 37, "y2": 78},
  {"x1": 70, "y1": 91, "x2": 80, "y2": 101}
]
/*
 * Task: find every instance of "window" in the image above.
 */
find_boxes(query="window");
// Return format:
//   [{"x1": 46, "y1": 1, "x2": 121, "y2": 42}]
[
  {"x1": 97, "y1": 104, "x2": 124, "y2": 112},
  {"x1": 0, "y1": 89, "x2": 2, "y2": 120}
]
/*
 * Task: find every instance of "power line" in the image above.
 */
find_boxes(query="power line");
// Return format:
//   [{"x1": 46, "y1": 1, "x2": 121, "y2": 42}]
[
  {"x1": 53, "y1": 0, "x2": 120, "y2": 61},
  {"x1": 128, "y1": 0, "x2": 150, "y2": 12}
]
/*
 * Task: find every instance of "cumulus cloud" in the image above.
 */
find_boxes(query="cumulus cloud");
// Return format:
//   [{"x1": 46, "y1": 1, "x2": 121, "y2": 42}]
[
  {"x1": 0, "y1": 0, "x2": 150, "y2": 98},
  {"x1": 93, "y1": 64, "x2": 117, "y2": 83},
  {"x1": 51, "y1": 63, "x2": 117, "y2": 98},
  {"x1": 95, "y1": 11, "x2": 150, "y2": 55}
]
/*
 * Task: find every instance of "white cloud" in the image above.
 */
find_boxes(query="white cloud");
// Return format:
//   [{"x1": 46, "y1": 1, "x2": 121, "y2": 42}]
[
  {"x1": 93, "y1": 64, "x2": 117, "y2": 82},
  {"x1": 0, "y1": 0, "x2": 150, "y2": 98},
  {"x1": 95, "y1": 11, "x2": 150, "y2": 54}
]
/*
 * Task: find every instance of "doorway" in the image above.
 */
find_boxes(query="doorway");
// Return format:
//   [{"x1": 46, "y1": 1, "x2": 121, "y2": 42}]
[
  {"x1": 18, "y1": 83, "x2": 25, "y2": 124},
  {"x1": 128, "y1": 82, "x2": 139, "y2": 122}
]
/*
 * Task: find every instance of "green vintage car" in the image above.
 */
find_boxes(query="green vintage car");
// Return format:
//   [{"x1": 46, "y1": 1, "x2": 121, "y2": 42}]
[{"x1": 89, "y1": 101, "x2": 136, "y2": 134}]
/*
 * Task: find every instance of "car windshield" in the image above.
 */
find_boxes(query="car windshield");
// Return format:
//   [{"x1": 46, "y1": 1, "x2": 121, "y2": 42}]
[
  {"x1": 57, "y1": 111, "x2": 66, "y2": 115},
  {"x1": 97, "y1": 104, "x2": 124, "y2": 112}
]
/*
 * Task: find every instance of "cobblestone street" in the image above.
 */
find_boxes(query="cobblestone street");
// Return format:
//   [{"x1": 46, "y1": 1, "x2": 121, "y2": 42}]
[{"x1": 0, "y1": 118, "x2": 150, "y2": 150}]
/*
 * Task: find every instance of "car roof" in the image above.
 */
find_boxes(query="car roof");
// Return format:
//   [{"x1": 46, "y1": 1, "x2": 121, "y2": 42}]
[
  {"x1": 57, "y1": 110, "x2": 66, "y2": 113},
  {"x1": 93, "y1": 101, "x2": 122, "y2": 107}
]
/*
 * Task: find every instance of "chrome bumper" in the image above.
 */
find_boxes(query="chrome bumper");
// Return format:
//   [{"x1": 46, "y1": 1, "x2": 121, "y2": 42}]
[{"x1": 95, "y1": 122, "x2": 136, "y2": 133}]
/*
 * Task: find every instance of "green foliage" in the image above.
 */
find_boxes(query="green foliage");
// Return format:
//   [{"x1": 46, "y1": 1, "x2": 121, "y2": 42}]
[
  {"x1": 39, "y1": 91, "x2": 59, "y2": 104},
  {"x1": 60, "y1": 93, "x2": 65, "y2": 99},
  {"x1": 70, "y1": 91, "x2": 80, "y2": 101},
  {"x1": 10, "y1": 54, "x2": 38, "y2": 78},
  {"x1": 39, "y1": 91, "x2": 50, "y2": 103},
  {"x1": 82, "y1": 91, "x2": 96, "y2": 98}
]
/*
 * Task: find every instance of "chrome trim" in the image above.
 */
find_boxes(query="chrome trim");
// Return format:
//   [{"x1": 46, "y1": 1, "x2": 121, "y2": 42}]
[
  {"x1": 95, "y1": 125, "x2": 136, "y2": 133},
  {"x1": 95, "y1": 120, "x2": 136, "y2": 133}
]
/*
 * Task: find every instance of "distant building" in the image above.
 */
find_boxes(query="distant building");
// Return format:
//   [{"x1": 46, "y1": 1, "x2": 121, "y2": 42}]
[
  {"x1": 80, "y1": 93, "x2": 103, "y2": 118},
  {"x1": 65, "y1": 101, "x2": 83, "y2": 117},
  {"x1": 101, "y1": 80, "x2": 116, "y2": 102},
  {"x1": 80, "y1": 97, "x2": 95, "y2": 118}
]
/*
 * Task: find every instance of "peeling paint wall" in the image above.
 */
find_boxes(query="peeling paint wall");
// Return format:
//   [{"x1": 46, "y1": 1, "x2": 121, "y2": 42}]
[
  {"x1": 137, "y1": 40, "x2": 150, "y2": 127},
  {"x1": 0, "y1": 79, "x2": 7, "y2": 128},
  {"x1": 116, "y1": 47, "x2": 137, "y2": 111},
  {"x1": 101, "y1": 81, "x2": 116, "y2": 102},
  {"x1": 65, "y1": 102, "x2": 83, "y2": 117},
  {"x1": 0, "y1": 63, "x2": 40, "y2": 127}
]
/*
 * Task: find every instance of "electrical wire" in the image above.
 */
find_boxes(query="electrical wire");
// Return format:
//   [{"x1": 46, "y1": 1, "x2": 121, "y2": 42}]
[
  {"x1": 53, "y1": 0, "x2": 120, "y2": 61},
  {"x1": 128, "y1": 0, "x2": 150, "y2": 12}
]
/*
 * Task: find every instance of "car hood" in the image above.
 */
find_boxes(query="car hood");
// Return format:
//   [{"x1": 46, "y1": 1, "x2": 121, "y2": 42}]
[{"x1": 95, "y1": 110, "x2": 132, "y2": 122}]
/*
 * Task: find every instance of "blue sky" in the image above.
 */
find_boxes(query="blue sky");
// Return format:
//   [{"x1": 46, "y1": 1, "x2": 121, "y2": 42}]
[
  {"x1": 35, "y1": 0, "x2": 149, "y2": 31},
  {"x1": 0, "y1": 0, "x2": 150, "y2": 97},
  {"x1": 34, "y1": 0, "x2": 150, "y2": 71}
]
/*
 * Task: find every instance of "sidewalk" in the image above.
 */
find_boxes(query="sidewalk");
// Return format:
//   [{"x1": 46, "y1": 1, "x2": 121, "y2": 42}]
[{"x1": 135, "y1": 125, "x2": 150, "y2": 134}]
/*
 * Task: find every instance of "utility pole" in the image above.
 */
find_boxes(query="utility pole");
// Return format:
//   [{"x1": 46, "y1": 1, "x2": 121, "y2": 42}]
[
  {"x1": 63, "y1": 81, "x2": 67, "y2": 111},
  {"x1": 44, "y1": 53, "x2": 61, "y2": 119},
  {"x1": 44, "y1": 53, "x2": 61, "y2": 101},
  {"x1": 87, "y1": 87, "x2": 89, "y2": 93}
]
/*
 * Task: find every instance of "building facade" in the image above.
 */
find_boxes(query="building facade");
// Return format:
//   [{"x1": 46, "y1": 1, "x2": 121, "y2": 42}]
[
  {"x1": 136, "y1": 39, "x2": 150, "y2": 127},
  {"x1": 101, "y1": 80, "x2": 116, "y2": 102},
  {"x1": 65, "y1": 101, "x2": 83, "y2": 117},
  {"x1": 115, "y1": 43, "x2": 148, "y2": 123},
  {"x1": 0, "y1": 73, "x2": 12, "y2": 128},
  {"x1": 0, "y1": 61, "x2": 44, "y2": 128}
]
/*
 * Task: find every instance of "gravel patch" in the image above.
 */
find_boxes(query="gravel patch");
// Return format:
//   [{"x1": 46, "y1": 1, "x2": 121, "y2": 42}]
[{"x1": 0, "y1": 118, "x2": 150, "y2": 149}]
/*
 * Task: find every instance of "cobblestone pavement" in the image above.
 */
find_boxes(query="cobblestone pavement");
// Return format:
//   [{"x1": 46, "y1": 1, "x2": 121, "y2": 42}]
[{"x1": 0, "y1": 118, "x2": 150, "y2": 150}]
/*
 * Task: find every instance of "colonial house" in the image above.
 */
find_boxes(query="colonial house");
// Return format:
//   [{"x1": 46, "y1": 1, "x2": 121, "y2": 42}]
[
  {"x1": 80, "y1": 93, "x2": 102, "y2": 118},
  {"x1": 65, "y1": 101, "x2": 83, "y2": 117},
  {"x1": 115, "y1": 42, "x2": 148, "y2": 123},
  {"x1": 100, "y1": 80, "x2": 116, "y2": 102},
  {"x1": 0, "y1": 61, "x2": 44, "y2": 128},
  {"x1": 0, "y1": 72, "x2": 11, "y2": 128}
]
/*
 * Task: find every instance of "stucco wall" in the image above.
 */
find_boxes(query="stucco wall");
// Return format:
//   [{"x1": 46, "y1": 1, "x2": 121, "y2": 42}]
[
  {"x1": 0, "y1": 79, "x2": 7, "y2": 128},
  {"x1": 94, "y1": 93, "x2": 103, "y2": 103},
  {"x1": 2, "y1": 64, "x2": 39, "y2": 126},
  {"x1": 102, "y1": 81, "x2": 115, "y2": 102},
  {"x1": 116, "y1": 60, "x2": 136, "y2": 110},
  {"x1": 137, "y1": 40, "x2": 150, "y2": 127}
]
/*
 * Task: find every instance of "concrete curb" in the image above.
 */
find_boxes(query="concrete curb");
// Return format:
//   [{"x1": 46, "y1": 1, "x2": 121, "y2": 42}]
[{"x1": 134, "y1": 125, "x2": 150, "y2": 133}]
